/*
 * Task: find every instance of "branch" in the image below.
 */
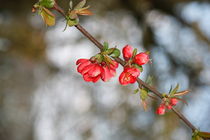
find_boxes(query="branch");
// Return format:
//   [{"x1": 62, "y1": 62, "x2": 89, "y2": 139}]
[
  {"x1": 74, "y1": 23, "x2": 197, "y2": 131},
  {"x1": 54, "y1": 5, "x2": 197, "y2": 132}
]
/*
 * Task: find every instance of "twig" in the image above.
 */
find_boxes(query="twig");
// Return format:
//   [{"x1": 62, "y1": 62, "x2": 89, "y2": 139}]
[
  {"x1": 75, "y1": 23, "x2": 197, "y2": 132},
  {"x1": 54, "y1": 6, "x2": 197, "y2": 132}
]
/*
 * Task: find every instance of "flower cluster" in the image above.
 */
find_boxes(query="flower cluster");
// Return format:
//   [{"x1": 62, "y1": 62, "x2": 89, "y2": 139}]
[
  {"x1": 76, "y1": 58, "x2": 118, "y2": 83},
  {"x1": 119, "y1": 45, "x2": 150, "y2": 85},
  {"x1": 76, "y1": 45, "x2": 150, "y2": 84},
  {"x1": 156, "y1": 98, "x2": 178, "y2": 115}
]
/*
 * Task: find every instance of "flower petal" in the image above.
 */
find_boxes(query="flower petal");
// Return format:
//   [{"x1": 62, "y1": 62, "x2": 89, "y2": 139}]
[
  {"x1": 77, "y1": 60, "x2": 91, "y2": 73},
  {"x1": 76, "y1": 59, "x2": 89, "y2": 65},
  {"x1": 92, "y1": 75, "x2": 101, "y2": 83},
  {"x1": 83, "y1": 73, "x2": 94, "y2": 82},
  {"x1": 81, "y1": 64, "x2": 95, "y2": 75},
  {"x1": 88, "y1": 64, "x2": 102, "y2": 77}
]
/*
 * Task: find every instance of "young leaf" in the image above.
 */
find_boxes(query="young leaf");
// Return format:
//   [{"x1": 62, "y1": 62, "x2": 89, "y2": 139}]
[
  {"x1": 169, "y1": 85, "x2": 173, "y2": 93},
  {"x1": 133, "y1": 64, "x2": 143, "y2": 72},
  {"x1": 74, "y1": 0, "x2": 86, "y2": 10},
  {"x1": 140, "y1": 89, "x2": 148, "y2": 100},
  {"x1": 192, "y1": 135, "x2": 202, "y2": 140},
  {"x1": 69, "y1": 0, "x2": 73, "y2": 10},
  {"x1": 39, "y1": 0, "x2": 55, "y2": 8},
  {"x1": 170, "y1": 84, "x2": 179, "y2": 96},
  {"x1": 132, "y1": 48, "x2": 137, "y2": 58},
  {"x1": 103, "y1": 42, "x2": 109, "y2": 51},
  {"x1": 109, "y1": 49, "x2": 121, "y2": 58},
  {"x1": 133, "y1": 88, "x2": 139, "y2": 94},
  {"x1": 198, "y1": 131, "x2": 210, "y2": 138},
  {"x1": 67, "y1": 18, "x2": 79, "y2": 26},
  {"x1": 76, "y1": 9, "x2": 93, "y2": 16},
  {"x1": 40, "y1": 8, "x2": 55, "y2": 26},
  {"x1": 174, "y1": 90, "x2": 190, "y2": 96}
]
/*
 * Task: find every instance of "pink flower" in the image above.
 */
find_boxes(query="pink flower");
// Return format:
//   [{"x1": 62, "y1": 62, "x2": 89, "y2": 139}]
[
  {"x1": 134, "y1": 52, "x2": 149, "y2": 66},
  {"x1": 119, "y1": 67, "x2": 140, "y2": 85},
  {"x1": 122, "y1": 45, "x2": 133, "y2": 61},
  {"x1": 156, "y1": 104, "x2": 166, "y2": 115}
]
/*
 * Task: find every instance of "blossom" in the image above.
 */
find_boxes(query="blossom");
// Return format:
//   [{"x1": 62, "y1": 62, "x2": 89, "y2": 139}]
[
  {"x1": 134, "y1": 52, "x2": 149, "y2": 66},
  {"x1": 156, "y1": 104, "x2": 166, "y2": 115},
  {"x1": 119, "y1": 67, "x2": 140, "y2": 85},
  {"x1": 76, "y1": 59, "x2": 103, "y2": 83},
  {"x1": 76, "y1": 58, "x2": 118, "y2": 82},
  {"x1": 101, "y1": 60, "x2": 118, "y2": 82},
  {"x1": 122, "y1": 45, "x2": 133, "y2": 60},
  {"x1": 170, "y1": 98, "x2": 178, "y2": 106}
]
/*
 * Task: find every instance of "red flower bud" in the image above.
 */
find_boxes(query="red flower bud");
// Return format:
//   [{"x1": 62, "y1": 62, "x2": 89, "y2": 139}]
[
  {"x1": 156, "y1": 104, "x2": 166, "y2": 115},
  {"x1": 122, "y1": 45, "x2": 133, "y2": 61},
  {"x1": 170, "y1": 98, "x2": 178, "y2": 106},
  {"x1": 134, "y1": 52, "x2": 149, "y2": 66},
  {"x1": 119, "y1": 67, "x2": 140, "y2": 85}
]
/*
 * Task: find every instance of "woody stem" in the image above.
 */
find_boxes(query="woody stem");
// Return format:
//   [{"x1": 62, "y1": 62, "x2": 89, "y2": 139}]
[
  {"x1": 54, "y1": 7, "x2": 197, "y2": 132},
  {"x1": 75, "y1": 23, "x2": 197, "y2": 132}
]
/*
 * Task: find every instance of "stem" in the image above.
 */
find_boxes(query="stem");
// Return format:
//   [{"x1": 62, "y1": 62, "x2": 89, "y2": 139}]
[
  {"x1": 53, "y1": 6, "x2": 197, "y2": 132},
  {"x1": 74, "y1": 23, "x2": 197, "y2": 131},
  {"x1": 172, "y1": 108, "x2": 197, "y2": 131}
]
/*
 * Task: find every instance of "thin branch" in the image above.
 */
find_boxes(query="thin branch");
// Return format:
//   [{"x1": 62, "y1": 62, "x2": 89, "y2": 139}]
[
  {"x1": 53, "y1": 6, "x2": 197, "y2": 132},
  {"x1": 74, "y1": 23, "x2": 197, "y2": 131}
]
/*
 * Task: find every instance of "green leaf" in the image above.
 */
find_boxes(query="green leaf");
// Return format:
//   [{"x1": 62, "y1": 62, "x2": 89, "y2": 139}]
[
  {"x1": 103, "y1": 42, "x2": 109, "y2": 51},
  {"x1": 39, "y1": 0, "x2": 55, "y2": 8},
  {"x1": 170, "y1": 84, "x2": 179, "y2": 96},
  {"x1": 74, "y1": 0, "x2": 86, "y2": 10},
  {"x1": 169, "y1": 85, "x2": 173, "y2": 93},
  {"x1": 140, "y1": 89, "x2": 148, "y2": 101},
  {"x1": 133, "y1": 88, "x2": 139, "y2": 94},
  {"x1": 40, "y1": 8, "x2": 55, "y2": 26},
  {"x1": 132, "y1": 48, "x2": 137, "y2": 58},
  {"x1": 67, "y1": 18, "x2": 79, "y2": 26},
  {"x1": 192, "y1": 135, "x2": 202, "y2": 140},
  {"x1": 94, "y1": 54, "x2": 103, "y2": 63},
  {"x1": 198, "y1": 131, "x2": 210, "y2": 138},
  {"x1": 192, "y1": 130, "x2": 203, "y2": 140},
  {"x1": 133, "y1": 64, "x2": 143, "y2": 72},
  {"x1": 109, "y1": 48, "x2": 121, "y2": 58}
]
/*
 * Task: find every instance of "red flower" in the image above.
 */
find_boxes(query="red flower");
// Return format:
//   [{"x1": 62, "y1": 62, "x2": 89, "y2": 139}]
[
  {"x1": 122, "y1": 45, "x2": 133, "y2": 61},
  {"x1": 170, "y1": 98, "x2": 178, "y2": 106},
  {"x1": 119, "y1": 67, "x2": 140, "y2": 85},
  {"x1": 134, "y1": 52, "x2": 149, "y2": 66},
  {"x1": 166, "y1": 104, "x2": 172, "y2": 110},
  {"x1": 76, "y1": 59, "x2": 118, "y2": 82},
  {"x1": 101, "y1": 60, "x2": 118, "y2": 82},
  {"x1": 76, "y1": 59, "x2": 103, "y2": 83},
  {"x1": 156, "y1": 104, "x2": 166, "y2": 115}
]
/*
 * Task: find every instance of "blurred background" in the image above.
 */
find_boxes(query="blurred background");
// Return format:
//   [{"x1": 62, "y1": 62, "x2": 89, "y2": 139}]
[{"x1": 1, "y1": 0, "x2": 210, "y2": 140}]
